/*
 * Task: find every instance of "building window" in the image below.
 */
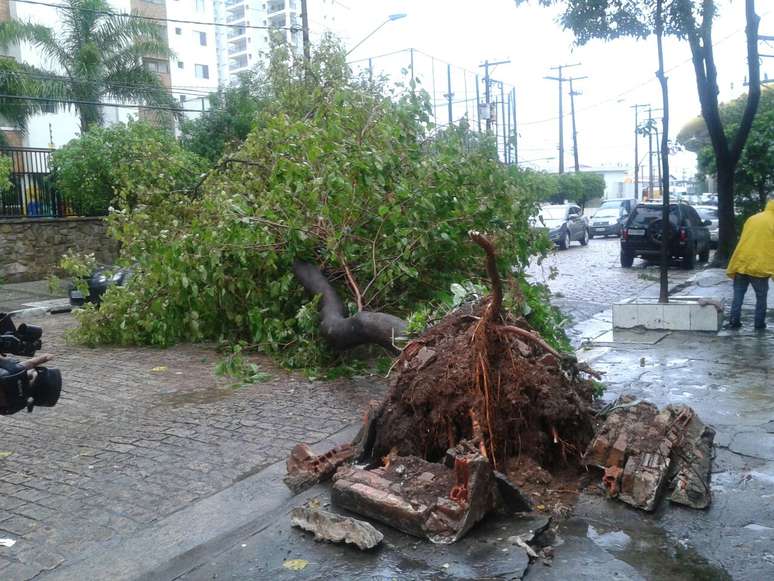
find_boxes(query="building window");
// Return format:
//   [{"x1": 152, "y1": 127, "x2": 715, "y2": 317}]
[
  {"x1": 177, "y1": 61, "x2": 184, "y2": 69},
  {"x1": 268, "y1": 0, "x2": 285, "y2": 13},
  {"x1": 197, "y1": 31, "x2": 207, "y2": 46},
  {"x1": 145, "y1": 59, "x2": 169, "y2": 74},
  {"x1": 179, "y1": 95, "x2": 187, "y2": 104},
  {"x1": 175, "y1": 27, "x2": 182, "y2": 35},
  {"x1": 195, "y1": 0, "x2": 205, "y2": 11},
  {"x1": 229, "y1": 54, "x2": 248, "y2": 70},
  {"x1": 195, "y1": 64, "x2": 210, "y2": 79}
]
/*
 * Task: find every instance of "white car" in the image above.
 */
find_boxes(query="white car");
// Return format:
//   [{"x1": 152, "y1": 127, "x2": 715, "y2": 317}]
[{"x1": 695, "y1": 205, "x2": 719, "y2": 248}]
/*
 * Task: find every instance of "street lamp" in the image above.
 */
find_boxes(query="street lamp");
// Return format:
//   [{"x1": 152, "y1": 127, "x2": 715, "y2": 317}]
[{"x1": 345, "y1": 13, "x2": 408, "y2": 56}]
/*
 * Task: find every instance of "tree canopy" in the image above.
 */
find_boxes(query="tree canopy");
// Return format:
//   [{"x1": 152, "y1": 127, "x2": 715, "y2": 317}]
[
  {"x1": 0, "y1": 0, "x2": 179, "y2": 132},
  {"x1": 180, "y1": 72, "x2": 265, "y2": 163},
  {"x1": 51, "y1": 120, "x2": 207, "y2": 215},
  {"x1": 681, "y1": 87, "x2": 774, "y2": 218}
]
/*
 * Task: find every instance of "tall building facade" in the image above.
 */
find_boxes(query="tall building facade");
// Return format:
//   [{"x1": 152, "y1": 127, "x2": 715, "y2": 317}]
[
  {"x1": 0, "y1": 0, "x2": 343, "y2": 147},
  {"x1": 215, "y1": 0, "x2": 342, "y2": 85}
]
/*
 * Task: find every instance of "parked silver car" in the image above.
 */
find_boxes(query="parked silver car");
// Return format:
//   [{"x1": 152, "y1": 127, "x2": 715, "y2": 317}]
[
  {"x1": 695, "y1": 205, "x2": 719, "y2": 248},
  {"x1": 537, "y1": 204, "x2": 589, "y2": 250}
]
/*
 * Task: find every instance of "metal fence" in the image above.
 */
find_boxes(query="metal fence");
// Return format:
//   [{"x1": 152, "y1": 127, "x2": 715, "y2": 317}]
[{"x1": 0, "y1": 147, "x2": 71, "y2": 218}]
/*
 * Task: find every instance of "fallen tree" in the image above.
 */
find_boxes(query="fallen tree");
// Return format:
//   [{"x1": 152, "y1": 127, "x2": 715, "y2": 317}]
[{"x1": 66, "y1": 37, "x2": 564, "y2": 370}]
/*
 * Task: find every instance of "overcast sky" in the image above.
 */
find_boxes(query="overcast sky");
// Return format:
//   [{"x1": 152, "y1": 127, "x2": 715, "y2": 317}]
[{"x1": 332, "y1": 0, "x2": 772, "y2": 180}]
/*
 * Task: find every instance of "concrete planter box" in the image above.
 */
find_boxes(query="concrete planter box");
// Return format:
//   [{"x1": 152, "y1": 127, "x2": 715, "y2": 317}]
[{"x1": 612, "y1": 296, "x2": 723, "y2": 332}]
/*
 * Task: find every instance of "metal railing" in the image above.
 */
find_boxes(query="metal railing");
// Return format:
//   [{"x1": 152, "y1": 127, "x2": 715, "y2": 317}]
[{"x1": 0, "y1": 147, "x2": 70, "y2": 218}]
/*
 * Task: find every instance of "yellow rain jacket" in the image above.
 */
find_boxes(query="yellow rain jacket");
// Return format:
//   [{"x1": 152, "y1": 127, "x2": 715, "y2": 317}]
[{"x1": 726, "y1": 200, "x2": 774, "y2": 279}]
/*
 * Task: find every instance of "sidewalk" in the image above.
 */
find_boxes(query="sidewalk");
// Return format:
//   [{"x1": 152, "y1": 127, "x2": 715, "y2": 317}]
[{"x1": 0, "y1": 280, "x2": 69, "y2": 314}]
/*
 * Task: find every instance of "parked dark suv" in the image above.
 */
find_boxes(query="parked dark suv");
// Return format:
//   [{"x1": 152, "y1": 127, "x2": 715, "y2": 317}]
[{"x1": 620, "y1": 203, "x2": 712, "y2": 269}]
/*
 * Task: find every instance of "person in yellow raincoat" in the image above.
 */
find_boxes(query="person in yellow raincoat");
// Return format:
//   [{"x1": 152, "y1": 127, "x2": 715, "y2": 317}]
[{"x1": 726, "y1": 198, "x2": 774, "y2": 330}]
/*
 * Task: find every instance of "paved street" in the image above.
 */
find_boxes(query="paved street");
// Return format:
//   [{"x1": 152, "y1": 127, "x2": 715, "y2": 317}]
[
  {"x1": 527, "y1": 237, "x2": 695, "y2": 339},
  {"x1": 0, "y1": 238, "x2": 771, "y2": 579}
]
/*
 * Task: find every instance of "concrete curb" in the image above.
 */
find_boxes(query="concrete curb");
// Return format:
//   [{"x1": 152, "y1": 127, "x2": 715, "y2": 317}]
[{"x1": 42, "y1": 424, "x2": 361, "y2": 581}]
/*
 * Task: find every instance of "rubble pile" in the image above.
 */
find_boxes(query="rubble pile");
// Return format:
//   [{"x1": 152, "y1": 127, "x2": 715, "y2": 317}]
[{"x1": 584, "y1": 397, "x2": 715, "y2": 511}]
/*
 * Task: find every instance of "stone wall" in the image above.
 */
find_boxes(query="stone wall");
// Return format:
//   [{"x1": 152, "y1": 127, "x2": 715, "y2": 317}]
[{"x1": 0, "y1": 217, "x2": 118, "y2": 282}]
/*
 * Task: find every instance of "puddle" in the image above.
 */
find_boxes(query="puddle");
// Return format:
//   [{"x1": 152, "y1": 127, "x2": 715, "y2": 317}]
[
  {"x1": 565, "y1": 519, "x2": 732, "y2": 581},
  {"x1": 587, "y1": 525, "x2": 631, "y2": 550}
]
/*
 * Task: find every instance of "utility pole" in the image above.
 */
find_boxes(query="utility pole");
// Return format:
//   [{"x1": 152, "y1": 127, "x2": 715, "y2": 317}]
[
  {"x1": 648, "y1": 106, "x2": 654, "y2": 199},
  {"x1": 567, "y1": 76, "x2": 588, "y2": 173},
  {"x1": 445, "y1": 64, "x2": 454, "y2": 125},
  {"x1": 512, "y1": 88, "x2": 518, "y2": 165},
  {"x1": 545, "y1": 63, "x2": 580, "y2": 174},
  {"x1": 479, "y1": 59, "x2": 510, "y2": 133},
  {"x1": 506, "y1": 88, "x2": 512, "y2": 164},
  {"x1": 300, "y1": 0, "x2": 310, "y2": 67},
  {"x1": 630, "y1": 103, "x2": 648, "y2": 201},
  {"x1": 500, "y1": 81, "x2": 507, "y2": 161}
]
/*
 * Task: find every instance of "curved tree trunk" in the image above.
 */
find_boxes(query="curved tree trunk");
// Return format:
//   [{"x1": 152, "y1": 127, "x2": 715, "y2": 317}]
[{"x1": 293, "y1": 261, "x2": 406, "y2": 354}]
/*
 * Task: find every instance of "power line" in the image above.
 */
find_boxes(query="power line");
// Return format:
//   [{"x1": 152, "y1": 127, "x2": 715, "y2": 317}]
[
  {"x1": 11, "y1": 0, "x2": 300, "y2": 32},
  {"x1": 0, "y1": 93, "x2": 205, "y2": 113}
]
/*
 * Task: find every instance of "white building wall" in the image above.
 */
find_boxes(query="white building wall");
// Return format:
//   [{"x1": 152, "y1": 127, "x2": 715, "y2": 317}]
[{"x1": 167, "y1": 0, "x2": 219, "y2": 112}]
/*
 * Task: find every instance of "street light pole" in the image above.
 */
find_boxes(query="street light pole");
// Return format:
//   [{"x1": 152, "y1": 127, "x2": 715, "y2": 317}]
[
  {"x1": 345, "y1": 13, "x2": 407, "y2": 57},
  {"x1": 630, "y1": 103, "x2": 649, "y2": 201}
]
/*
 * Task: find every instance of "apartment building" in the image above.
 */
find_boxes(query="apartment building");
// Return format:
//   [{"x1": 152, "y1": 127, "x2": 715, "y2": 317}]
[
  {"x1": 167, "y1": 0, "x2": 219, "y2": 112},
  {"x1": 0, "y1": 0, "x2": 342, "y2": 147},
  {"x1": 216, "y1": 0, "x2": 342, "y2": 85}
]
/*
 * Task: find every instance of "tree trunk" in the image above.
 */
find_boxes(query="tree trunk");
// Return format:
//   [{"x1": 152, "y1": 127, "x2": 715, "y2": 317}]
[
  {"x1": 715, "y1": 162, "x2": 735, "y2": 263},
  {"x1": 686, "y1": 0, "x2": 760, "y2": 266},
  {"x1": 292, "y1": 261, "x2": 406, "y2": 354}
]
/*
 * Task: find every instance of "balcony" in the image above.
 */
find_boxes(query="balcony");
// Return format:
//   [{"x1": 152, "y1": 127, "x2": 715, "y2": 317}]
[
  {"x1": 267, "y1": 0, "x2": 285, "y2": 14},
  {"x1": 269, "y1": 14, "x2": 286, "y2": 28},
  {"x1": 226, "y1": 7, "x2": 245, "y2": 22},
  {"x1": 227, "y1": 26, "x2": 246, "y2": 39},
  {"x1": 229, "y1": 54, "x2": 248, "y2": 70},
  {"x1": 228, "y1": 38, "x2": 247, "y2": 54}
]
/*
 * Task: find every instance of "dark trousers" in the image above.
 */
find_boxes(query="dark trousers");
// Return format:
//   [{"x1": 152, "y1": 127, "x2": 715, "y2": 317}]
[{"x1": 730, "y1": 274, "x2": 769, "y2": 328}]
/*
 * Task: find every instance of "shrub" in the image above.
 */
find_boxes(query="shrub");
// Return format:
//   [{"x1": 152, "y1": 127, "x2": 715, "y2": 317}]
[{"x1": 51, "y1": 121, "x2": 207, "y2": 215}]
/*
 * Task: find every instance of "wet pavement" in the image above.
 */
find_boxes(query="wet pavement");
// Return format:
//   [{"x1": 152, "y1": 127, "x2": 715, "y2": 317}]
[{"x1": 1, "y1": 239, "x2": 772, "y2": 579}]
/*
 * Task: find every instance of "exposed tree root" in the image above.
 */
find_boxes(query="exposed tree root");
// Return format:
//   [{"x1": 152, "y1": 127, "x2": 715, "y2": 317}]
[{"x1": 361, "y1": 233, "x2": 597, "y2": 485}]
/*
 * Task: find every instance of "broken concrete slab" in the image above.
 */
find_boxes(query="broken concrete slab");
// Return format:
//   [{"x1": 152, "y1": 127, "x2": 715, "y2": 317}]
[
  {"x1": 283, "y1": 442, "x2": 354, "y2": 494},
  {"x1": 667, "y1": 406, "x2": 715, "y2": 509},
  {"x1": 332, "y1": 448, "x2": 498, "y2": 544},
  {"x1": 493, "y1": 470, "x2": 534, "y2": 513},
  {"x1": 290, "y1": 506, "x2": 383, "y2": 550},
  {"x1": 584, "y1": 398, "x2": 714, "y2": 511}
]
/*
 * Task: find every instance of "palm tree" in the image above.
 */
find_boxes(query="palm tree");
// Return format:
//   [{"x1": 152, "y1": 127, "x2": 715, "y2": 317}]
[
  {"x1": 0, "y1": 0, "x2": 179, "y2": 133},
  {"x1": 0, "y1": 58, "x2": 63, "y2": 144}
]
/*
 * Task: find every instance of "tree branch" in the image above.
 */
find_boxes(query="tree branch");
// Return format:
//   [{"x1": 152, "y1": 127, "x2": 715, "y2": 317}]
[{"x1": 729, "y1": 0, "x2": 761, "y2": 166}]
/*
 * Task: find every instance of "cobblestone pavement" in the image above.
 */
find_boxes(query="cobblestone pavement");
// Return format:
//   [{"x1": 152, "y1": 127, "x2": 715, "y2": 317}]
[
  {"x1": 527, "y1": 237, "x2": 695, "y2": 324},
  {"x1": 0, "y1": 315, "x2": 385, "y2": 579}
]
